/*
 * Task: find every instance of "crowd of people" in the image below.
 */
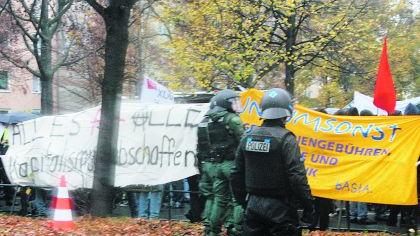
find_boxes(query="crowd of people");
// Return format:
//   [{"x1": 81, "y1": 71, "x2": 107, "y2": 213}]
[
  {"x1": 189, "y1": 88, "x2": 419, "y2": 236},
  {"x1": 0, "y1": 88, "x2": 419, "y2": 236}
]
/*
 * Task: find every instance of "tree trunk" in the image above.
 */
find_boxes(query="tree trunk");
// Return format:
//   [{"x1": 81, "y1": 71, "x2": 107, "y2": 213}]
[
  {"x1": 39, "y1": 0, "x2": 54, "y2": 115},
  {"x1": 90, "y1": 3, "x2": 133, "y2": 217},
  {"x1": 284, "y1": 13, "x2": 297, "y2": 96},
  {"x1": 39, "y1": 38, "x2": 53, "y2": 115},
  {"x1": 40, "y1": 75, "x2": 53, "y2": 115},
  {"x1": 284, "y1": 63, "x2": 295, "y2": 96}
]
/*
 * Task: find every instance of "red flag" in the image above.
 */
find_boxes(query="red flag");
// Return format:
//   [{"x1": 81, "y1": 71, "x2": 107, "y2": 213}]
[{"x1": 373, "y1": 38, "x2": 396, "y2": 114}]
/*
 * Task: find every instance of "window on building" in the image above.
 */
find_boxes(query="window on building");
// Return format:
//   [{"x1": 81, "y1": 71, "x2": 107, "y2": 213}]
[
  {"x1": 0, "y1": 71, "x2": 9, "y2": 90},
  {"x1": 32, "y1": 76, "x2": 41, "y2": 93}
]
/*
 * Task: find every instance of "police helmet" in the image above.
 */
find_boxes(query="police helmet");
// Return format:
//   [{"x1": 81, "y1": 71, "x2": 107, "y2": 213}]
[
  {"x1": 213, "y1": 89, "x2": 239, "y2": 112},
  {"x1": 260, "y1": 88, "x2": 293, "y2": 119},
  {"x1": 205, "y1": 96, "x2": 217, "y2": 115}
]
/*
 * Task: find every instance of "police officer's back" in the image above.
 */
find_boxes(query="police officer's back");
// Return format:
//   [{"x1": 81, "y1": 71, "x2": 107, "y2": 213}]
[{"x1": 231, "y1": 88, "x2": 313, "y2": 236}]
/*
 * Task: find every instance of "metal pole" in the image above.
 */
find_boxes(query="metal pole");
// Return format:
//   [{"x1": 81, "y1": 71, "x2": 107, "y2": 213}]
[
  {"x1": 10, "y1": 186, "x2": 20, "y2": 214},
  {"x1": 336, "y1": 200, "x2": 343, "y2": 230},
  {"x1": 167, "y1": 188, "x2": 172, "y2": 221},
  {"x1": 345, "y1": 201, "x2": 351, "y2": 231}
]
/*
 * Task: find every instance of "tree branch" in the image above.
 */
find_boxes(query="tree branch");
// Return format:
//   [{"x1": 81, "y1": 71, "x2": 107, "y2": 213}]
[
  {"x1": 6, "y1": 4, "x2": 37, "y2": 41},
  {"x1": 19, "y1": 0, "x2": 40, "y2": 25},
  {"x1": 0, "y1": 51, "x2": 41, "y2": 77},
  {"x1": 0, "y1": 0, "x2": 10, "y2": 15},
  {"x1": 49, "y1": 0, "x2": 74, "y2": 27},
  {"x1": 85, "y1": 0, "x2": 106, "y2": 16},
  {"x1": 22, "y1": 34, "x2": 36, "y2": 56}
]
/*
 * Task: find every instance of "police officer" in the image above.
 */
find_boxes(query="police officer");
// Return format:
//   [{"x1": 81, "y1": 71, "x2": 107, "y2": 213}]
[
  {"x1": 197, "y1": 89, "x2": 245, "y2": 236},
  {"x1": 231, "y1": 88, "x2": 313, "y2": 236}
]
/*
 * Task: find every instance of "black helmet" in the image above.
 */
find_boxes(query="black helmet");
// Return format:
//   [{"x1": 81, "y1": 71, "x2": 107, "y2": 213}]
[
  {"x1": 213, "y1": 89, "x2": 239, "y2": 111},
  {"x1": 334, "y1": 107, "x2": 358, "y2": 116},
  {"x1": 334, "y1": 109, "x2": 347, "y2": 116},
  {"x1": 260, "y1": 88, "x2": 293, "y2": 119},
  {"x1": 360, "y1": 109, "x2": 374, "y2": 116},
  {"x1": 404, "y1": 103, "x2": 419, "y2": 115},
  {"x1": 347, "y1": 107, "x2": 359, "y2": 116},
  {"x1": 205, "y1": 96, "x2": 217, "y2": 115}
]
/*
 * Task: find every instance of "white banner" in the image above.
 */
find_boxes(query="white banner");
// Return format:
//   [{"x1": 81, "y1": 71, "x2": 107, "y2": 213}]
[
  {"x1": 351, "y1": 91, "x2": 420, "y2": 115},
  {"x1": 2, "y1": 103, "x2": 208, "y2": 189},
  {"x1": 139, "y1": 77, "x2": 174, "y2": 104}
]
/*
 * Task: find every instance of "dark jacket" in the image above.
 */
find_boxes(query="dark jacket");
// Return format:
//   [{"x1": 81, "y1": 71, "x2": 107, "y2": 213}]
[
  {"x1": 231, "y1": 122, "x2": 312, "y2": 209},
  {"x1": 196, "y1": 110, "x2": 244, "y2": 163}
]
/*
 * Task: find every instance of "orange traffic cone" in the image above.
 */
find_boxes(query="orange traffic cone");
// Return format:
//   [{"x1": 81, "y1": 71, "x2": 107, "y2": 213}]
[{"x1": 48, "y1": 175, "x2": 75, "y2": 231}]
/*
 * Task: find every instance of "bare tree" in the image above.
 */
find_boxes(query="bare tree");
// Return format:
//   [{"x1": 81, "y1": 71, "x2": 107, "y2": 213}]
[
  {"x1": 84, "y1": 0, "x2": 140, "y2": 217},
  {"x1": 0, "y1": 0, "x2": 75, "y2": 114}
]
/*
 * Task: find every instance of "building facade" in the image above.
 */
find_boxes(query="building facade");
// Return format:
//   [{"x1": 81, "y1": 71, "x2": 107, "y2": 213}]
[{"x1": 0, "y1": 61, "x2": 41, "y2": 114}]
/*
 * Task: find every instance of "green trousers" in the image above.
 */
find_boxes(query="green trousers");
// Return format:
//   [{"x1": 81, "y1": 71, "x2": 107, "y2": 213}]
[{"x1": 199, "y1": 160, "x2": 243, "y2": 236}]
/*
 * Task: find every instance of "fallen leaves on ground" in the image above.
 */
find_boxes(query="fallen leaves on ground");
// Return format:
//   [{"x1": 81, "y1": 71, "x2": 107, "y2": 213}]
[
  {"x1": 0, "y1": 215, "x2": 396, "y2": 235},
  {"x1": 0, "y1": 216, "x2": 204, "y2": 236},
  {"x1": 305, "y1": 231, "x2": 397, "y2": 236}
]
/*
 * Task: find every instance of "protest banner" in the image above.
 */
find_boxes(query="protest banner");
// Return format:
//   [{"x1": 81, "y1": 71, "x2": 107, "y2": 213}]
[
  {"x1": 3, "y1": 89, "x2": 419, "y2": 205},
  {"x1": 138, "y1": 77, "x2": 174, "y2": 104},
  {"x1": 239, "y1": 89, "x2": 263, "y2": 127},
  {"x1": 2, "y1": 103, "x2": 208, "y2": 189},
  {"x1": 240, "y1": 89, "x2": 420, "y2": 205}
]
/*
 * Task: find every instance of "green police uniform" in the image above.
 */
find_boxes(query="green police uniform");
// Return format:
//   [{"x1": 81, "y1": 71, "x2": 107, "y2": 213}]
[{"x1": 197, "y1": 109, "x2": 244, "y2": 236}]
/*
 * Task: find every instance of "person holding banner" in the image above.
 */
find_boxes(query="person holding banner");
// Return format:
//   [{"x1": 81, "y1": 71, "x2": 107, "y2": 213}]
[
  {"x1": 0, "y1": 125, "x2": 15, "y2": 208},
  {"x1": 307, "y1": 108, "x2": 333, "y2": 231},
  {"x1": 231, "y1": 88, "x2": 313, "y2": 236},
  {"x1": 197, "y1": 89, "x2": 245, "y2": 236},
  {"x1": 387, "y1": 104, "x2": 420, "y2": 229},
  {"x1": 347, "y1": 108, "x2": 376, "y2": 225}
]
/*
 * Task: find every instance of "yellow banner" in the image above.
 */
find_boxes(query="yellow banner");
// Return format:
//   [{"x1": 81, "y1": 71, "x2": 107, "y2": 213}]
[
  {"x1": 240, "y1": 89, "x2": 263, "y2": 127},
  {"x1": 240, "y1": 90, "x2": 420, "y2": 205}
]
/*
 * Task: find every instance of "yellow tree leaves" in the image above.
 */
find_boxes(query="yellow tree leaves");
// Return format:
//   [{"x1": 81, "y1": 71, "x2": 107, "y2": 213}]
[{"x1": 160, "y1": 0, "x2": 418, "y2": 104}]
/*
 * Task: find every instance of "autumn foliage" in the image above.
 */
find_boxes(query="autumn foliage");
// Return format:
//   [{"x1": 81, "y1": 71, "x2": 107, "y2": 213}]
[
  {"x1": 0, "y1": 215, "x2": 204, "y2": 235},
  {"x1": 0, "y1": 215, "x2": 397, "y2": 236}
]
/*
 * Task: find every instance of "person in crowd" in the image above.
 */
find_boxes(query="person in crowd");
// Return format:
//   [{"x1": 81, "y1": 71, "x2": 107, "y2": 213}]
[
  {"x1": 169, "y1": 180, "x2": 185, "y2": 208},
  {"x1": 392, "y1": 110, "x2": 402, "y2": 115},
  {"x1": 336, "y1": 108, "x2": 376, "y2": 225},
  {"x1": 31, "y1": 188, "x2": 49, "y2": 217},
  {"x1": 358, "y1": 110, "x2": 382, "y2": 224},
  {"x1": 387, "y1": 103, "x2": 419, "y2": 229},
  {"x1": 0, "y1": 124, "x2": 15, "y2": 208},
  {"x1": 307, "y1": 108, "x2": 333, "y2": 231},
  {"x1": 197, "y1": 89, "x2": 245, "y2": 236},
  {"x1": 359, "y1": 109, "x2": 388, "y2": 222},
  {"x1": 231, "y1": 88, "x2": 314, "y2": 236},
  {"x1": 185, "y1": 174, "x2": 205, "y2": 223},
  {"x1": 137, "y1": 184, "x2": 163, "y2": 219},
  {"x1": 127, "y1": 191, "x2": 138, "y2": 218},
  {"x1": 185, "y1": 98, "x2": 218, "y2": 224}
]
